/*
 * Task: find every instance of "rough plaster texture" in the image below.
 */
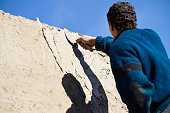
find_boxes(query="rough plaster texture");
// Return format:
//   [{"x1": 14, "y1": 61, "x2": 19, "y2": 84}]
[{"x1": 0, "y1": 10, "x2": 128, "y2": 113}]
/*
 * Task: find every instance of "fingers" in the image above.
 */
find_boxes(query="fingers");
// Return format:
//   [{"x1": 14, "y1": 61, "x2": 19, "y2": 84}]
[
  {"x1": 76, "y1": 35, "x2": 88, "y2": 44},
  {"x1": 76, "y1": 36, "x2": 88, "y2": 49},
  {"x1": 76, "y1": 37, "x2": 81, "y2": 44},
  {"x1": 76, "y1": 35, "x2": 96, "y2": 50},
  {"x1": 79, "y1": 42, "x2": 88, "y2": 50}
]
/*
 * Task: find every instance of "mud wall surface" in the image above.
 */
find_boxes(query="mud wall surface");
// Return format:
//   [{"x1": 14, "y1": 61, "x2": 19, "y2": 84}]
[{"x1": 0, "y1": 10, "x2": 127, "y2": 113}]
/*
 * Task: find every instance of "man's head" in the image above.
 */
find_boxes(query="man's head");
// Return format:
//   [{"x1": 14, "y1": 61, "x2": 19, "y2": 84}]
[{"x1": 107, "y1": 2, "x2": 137, "y2": 38}]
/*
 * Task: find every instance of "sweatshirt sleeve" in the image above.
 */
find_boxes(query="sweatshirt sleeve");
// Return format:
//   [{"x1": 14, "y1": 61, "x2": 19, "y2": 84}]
[
  {"x1": 110, "y1": 40, "x2": 155, "y2": 113},
  {"x1": 95, "y1": 36, "x2": 114, "y2": 55}
]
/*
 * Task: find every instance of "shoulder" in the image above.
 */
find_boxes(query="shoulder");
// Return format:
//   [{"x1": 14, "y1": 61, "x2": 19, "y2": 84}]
[
  {"x1": 113, "y1": 28, "x2": 159, "y2": 47},
  {"x1": 110, "y1": 38, "x2": 138, "y2": 59},
  {"x1": 121, "y1": 28, "x2": 158, "y2": 37},
  {"x1": 112, "y1": 30, "x2": 137, "y2": 52},
  {"x1": 110, "y1": 29, "x2": 145, "y2": 57}
]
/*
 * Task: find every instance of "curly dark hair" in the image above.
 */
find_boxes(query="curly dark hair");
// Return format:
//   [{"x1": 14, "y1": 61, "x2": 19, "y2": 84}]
[{"x1": 107, "y1": 2, "x2": 137, "y2": 32}]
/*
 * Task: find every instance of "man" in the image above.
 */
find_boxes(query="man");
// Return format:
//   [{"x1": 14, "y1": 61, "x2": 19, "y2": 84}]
[{"x1": 76, "y1": 2, "x2": 170, "y2": 113}]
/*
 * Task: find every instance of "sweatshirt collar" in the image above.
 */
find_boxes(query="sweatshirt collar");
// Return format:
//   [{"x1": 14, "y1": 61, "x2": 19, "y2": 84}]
[
  {"x1": 112, "y1": 30, "x2": 125, "y2": 44},
  {"x1": 112, "y1": 29, "x2": 131, "y2": 44}
]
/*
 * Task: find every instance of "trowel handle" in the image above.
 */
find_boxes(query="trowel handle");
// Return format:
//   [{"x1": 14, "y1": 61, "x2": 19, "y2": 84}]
[{"x1": 85, "y1": 44, "x2": 95, "y2": 52}]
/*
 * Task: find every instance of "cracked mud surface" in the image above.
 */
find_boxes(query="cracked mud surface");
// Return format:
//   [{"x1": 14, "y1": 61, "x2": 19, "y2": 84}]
[{"x1": 0, "y1": 10, "x2": 128, "y2": 113}]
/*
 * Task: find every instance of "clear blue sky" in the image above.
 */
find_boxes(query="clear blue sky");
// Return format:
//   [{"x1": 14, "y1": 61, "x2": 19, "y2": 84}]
[{"x1": 1, "y1": 0, "x2": 170, "y2": 58}]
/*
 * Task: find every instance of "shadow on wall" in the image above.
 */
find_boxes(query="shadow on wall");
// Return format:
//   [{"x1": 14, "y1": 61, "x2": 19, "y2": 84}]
[
  {"x1": 62, "y1": 73, "x2": 92, "y2": 113},
  {"x1": 62, "y1": 47, "x2": 108, "y2": 113}
]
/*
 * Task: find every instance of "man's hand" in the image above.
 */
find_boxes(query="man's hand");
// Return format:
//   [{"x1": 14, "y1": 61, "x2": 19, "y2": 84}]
[{"x1": 76, "y1": 35, "x2": 96, "y2": 50}]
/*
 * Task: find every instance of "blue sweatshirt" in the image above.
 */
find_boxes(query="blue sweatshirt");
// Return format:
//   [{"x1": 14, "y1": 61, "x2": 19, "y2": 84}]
[{"x1": 95, "y1": 28, "x2": 170, "y2": 113}]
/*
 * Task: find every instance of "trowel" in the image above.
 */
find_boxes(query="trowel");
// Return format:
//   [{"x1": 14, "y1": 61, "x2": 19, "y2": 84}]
[
  {"x1": 64, "y1": 30, "x2": 78, "y2": 48},
  {"x1": 64, "y1": 29, "x2": 95, "y2": 52}
]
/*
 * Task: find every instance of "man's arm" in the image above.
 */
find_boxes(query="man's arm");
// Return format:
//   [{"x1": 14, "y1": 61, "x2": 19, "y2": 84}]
[
  {"x1": 76, "y1": 35, "x2": 114, "y2": 55},
  {"x1": 110, "y1": 40, "x2": 155, "y2": 113},
  {"x1": 94, "y1": 36, "x2": 155, "y2": 112}
]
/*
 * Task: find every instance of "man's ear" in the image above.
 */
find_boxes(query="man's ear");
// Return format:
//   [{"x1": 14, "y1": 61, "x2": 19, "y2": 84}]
[{"x1": 109, "y1": 21, "x2": 114, "y2": 31}]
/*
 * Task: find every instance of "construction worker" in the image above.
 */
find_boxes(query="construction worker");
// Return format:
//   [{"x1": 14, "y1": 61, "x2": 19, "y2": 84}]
[{"x1": 76, "y1": 2, "x2": 170, "y2": 113}]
